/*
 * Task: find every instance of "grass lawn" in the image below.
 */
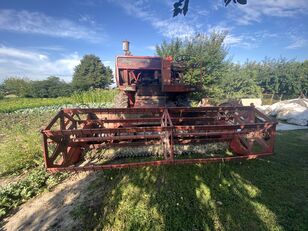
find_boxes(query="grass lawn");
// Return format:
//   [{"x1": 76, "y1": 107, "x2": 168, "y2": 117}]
[
  {"x1": 0, "y1": 94, "x2": 307, "y2": 230},
  {"x1": 70, "y1": 130, "x2": 308, "y2": 231}
]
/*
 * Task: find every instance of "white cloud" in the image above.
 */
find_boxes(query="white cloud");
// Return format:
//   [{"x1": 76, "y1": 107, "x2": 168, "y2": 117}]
[
  {"x1": 0, "y1": 46, "x2": 81, "y2": 82},
  {"x1": 0, "y1": 46, "x2": 48, "y2": 61},
  {"x1": 286, "y1": 37, "x2": 308, "y2": 49},
  {"x1": 152, "y1": 18, "x2": 196, "y2": 38},
  {"x1": 78, "y1": 15, "x2": 96, "y2": 25},
  {"x1": 233, "y1": 0, "x2": 308, "y2": 25},
  {"x1": 146, "y1": 45, "x2": 156, "y2": 51},
  {"x1": 26, "y1": 46, "x2": 66, "y2": 52},
  {"x1": 103, "y1": 60, "x2": 112, "y2": 66},
  {"x1": 207, "y1": 25, "x2": 255, "y2": 48},
  {"x1": 224, "y1": 34, "x2": 242, "y2": 45},
  {"x1": 0, "y1": 9, "x2": 103, "y2": 43}
]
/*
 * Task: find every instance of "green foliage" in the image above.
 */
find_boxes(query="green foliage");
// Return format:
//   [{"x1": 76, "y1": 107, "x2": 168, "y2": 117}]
[
  {"x1": 156, "y1": 38, "x2": 183, "y2": 58},
  {"x1": 0, "y1": 97, "x2": 72, "y2": 113},
  {"x1": 245, "y1": 58, "x2": 308, "y2": 98},
  {"x1": 71, "y1": 89, "x2": 118, "y2": 104},
  {"x1": 220, "y1": 63, "x2": 262, "y2": 99},
  {"x1": 0, "y1": 89, "x2": 117, "y2": 113},
  {"x1": 156, "y1": 35, "x2": 308, "y2": 101},
  {"x1": 2, "y1": 77, "x2": 32, "y2": 97},
  {"x1": 1, "y1": 76, "x2": 72, "y2": 98},
  {"x1": 156, "y1": 32, "x2": 229, "y2": 100},
  {"x1": 72, "y1": 54, "x2": 113, "y2": 90},
  {"x1": 0, "y1": 111, "x2": 55, "y2": 175},
  {"x1": 0, "y1": 168, "x2": 68, "y2": 219},
  {"x1": 30, "y1": 76, "x2": 72, "y2": 98},
  {"x1": 0, "y1": 111, "x2": 70, "y2": 219},
  {"x1": 0, "y1": 84, "x2": 5, "y2": 100}
]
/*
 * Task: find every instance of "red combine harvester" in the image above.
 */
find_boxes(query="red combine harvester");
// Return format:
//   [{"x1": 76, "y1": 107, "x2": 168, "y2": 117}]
[{"x1": 41, "y1": 41, "x2": 277, "y2": 172}]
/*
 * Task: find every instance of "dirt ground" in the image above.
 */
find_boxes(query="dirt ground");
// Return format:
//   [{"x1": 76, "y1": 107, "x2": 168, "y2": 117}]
[{"x1": 2, "y1": 172, "x2": 96, "y2": 231}]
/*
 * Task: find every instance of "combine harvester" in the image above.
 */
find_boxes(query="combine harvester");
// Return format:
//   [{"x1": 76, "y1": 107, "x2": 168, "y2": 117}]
[{"x1": 41, "y1": 41, "x2": 277, "y2": 172}]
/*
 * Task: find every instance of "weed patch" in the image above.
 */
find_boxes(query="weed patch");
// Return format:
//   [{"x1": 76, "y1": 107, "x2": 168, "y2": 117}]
[{"x1": 0, "y1": 168, "x2": 68, "y2": 219}]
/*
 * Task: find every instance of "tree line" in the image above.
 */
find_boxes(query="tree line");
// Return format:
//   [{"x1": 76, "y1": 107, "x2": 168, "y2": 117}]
[
  {"x1": 0, "y1": 54, "x2": 113, "y2": 99},
  {"x1": 1, "y1": 34, "x2": 307, "y2": 101},
  {"x1": 156, "y1": 33, "x2": 308, "y2": 101}
]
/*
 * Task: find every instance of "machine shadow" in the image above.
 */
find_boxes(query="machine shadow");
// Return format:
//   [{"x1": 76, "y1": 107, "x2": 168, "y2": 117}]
[
  {"x1": 229, "y1": 130, "x2": 308, "y2": 231},
  {"x1": 70, "y1": 161, "x2": 281, "y2": 231}
]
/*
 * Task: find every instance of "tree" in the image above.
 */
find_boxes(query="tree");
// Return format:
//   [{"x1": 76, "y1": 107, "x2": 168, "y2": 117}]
[
  {"x1": 30, "y1": 76, "x2": 72, "y2": 98},
  {"x1": 220, "y1": 63, "x2": 262, "y2": 99},
  {"x1": 254, "y1": 58, "x2": 306, "y2": 98},
  {"x1": 72, "y1": 55, "x2": 113, "y2": 91},
  {"x1": 2, "y1": 77, "x2": 32, "y2": 97},
  {"x1": 0, "y1": 85, "x2": 4, "y2": 99},
  {"x1": 155, "y1": 38, "x2": 183, "y2": 58},
  {"x1": 173, "y1": 0, "x2": 247, "y2": 17},
  {"x1": 299, "y1": 60, "x2": 308, "y2": 96},
  {"x1": 156, "y1": 32, "x2": 229, "y2": 100}
]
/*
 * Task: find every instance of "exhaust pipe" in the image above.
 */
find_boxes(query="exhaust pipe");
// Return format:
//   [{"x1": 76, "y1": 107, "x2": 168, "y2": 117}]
[{"x1": 122, "y1": 40, "x2": 130, "y2": 56}]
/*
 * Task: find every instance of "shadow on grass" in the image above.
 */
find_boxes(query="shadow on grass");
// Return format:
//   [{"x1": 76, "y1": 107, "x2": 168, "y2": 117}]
[
  {"x1": 3, "y1": 130, "x2": 307, "y2": 231},
  {"x1": 74, "y1": 164, "x2": 274, "y2": 231},
  {"x1": 69, "y1": 130, "x2": 307, "y2": 231}
]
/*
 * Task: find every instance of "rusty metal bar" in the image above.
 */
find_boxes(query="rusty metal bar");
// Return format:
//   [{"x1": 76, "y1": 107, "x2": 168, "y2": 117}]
[
  {"x1": 47, "y1": 152, "x2": 273, "y2": 173},
  {"x1": 42, "y1": 106, "x2": 277, "y2": 172},
  {"x1": 61, "y1": 106, "x2": 252, "y2": 114},
  {"x1": 72, "y1": 134, "x2": 162, "y2": 143}
]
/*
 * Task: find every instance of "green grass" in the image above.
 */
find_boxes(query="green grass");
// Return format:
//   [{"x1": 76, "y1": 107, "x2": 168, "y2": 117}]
[
  {"x1": 71, "y1": 89, "x2": 118, "y2": 104},
  {"x1": 0, "y1": 89, "x2": 118, "y2": 113},
  {"x1": 0, "y1": 111, "x2": 55, "y2": 175},
  {"x1": 0, "y1": 92, "x2": 307, "y2": 229},
  {"x1": 0, "y1": 97, "x2": 72, "y2": 113},
  {"x1": 0, "y1": 89, "x2": 118, "y2": 174},
  {"x1": 70, "y1": 130, "x2": 308, "y2": 231}
]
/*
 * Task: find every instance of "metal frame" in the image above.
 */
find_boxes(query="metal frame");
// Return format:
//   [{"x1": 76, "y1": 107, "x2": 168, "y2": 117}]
[{"x1": 41, "y1": 106, "x2": 277, "y2": 172}]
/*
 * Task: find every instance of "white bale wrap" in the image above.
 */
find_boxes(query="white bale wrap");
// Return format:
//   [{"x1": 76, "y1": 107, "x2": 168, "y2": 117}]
[{"x1": 257, "y1": 98, "x2": 308, "y2": 126}]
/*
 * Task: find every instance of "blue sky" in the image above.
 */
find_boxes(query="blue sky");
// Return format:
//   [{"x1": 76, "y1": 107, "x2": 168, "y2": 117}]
[{"x1": 0, "y1": 0, "x2": 307, "y2": 82}]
